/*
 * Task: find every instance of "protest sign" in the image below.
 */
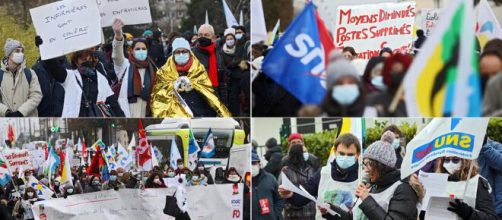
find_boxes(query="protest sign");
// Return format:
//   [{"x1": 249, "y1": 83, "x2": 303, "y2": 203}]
[
  {"x1": 33, "y1": 184, "x2": 244, "y2": 220},
  {"x1": 334, "y1": 2, "x2": 416, "y2": 59},
  {"x1": 401, "y1": 118, "x2": 489, "y2": 178},
  {"x1": 30, "y1": 0, "x2": 102, "y2": 60},
  {"x1": 97, "y1": 0, "x2": 152, "y2": 27},
  {"x1": 421, "y1": 9, "x2": 441, "y2": 36},
  {"x1": 29, "y1": 149, "x2": 46, "y2": 170},
  {"x1": 4, "y1": 149, "x2": 32, "y2": 171},
  {"x1": 227, "y1": 144, "x2": 250, "y2": 177}
]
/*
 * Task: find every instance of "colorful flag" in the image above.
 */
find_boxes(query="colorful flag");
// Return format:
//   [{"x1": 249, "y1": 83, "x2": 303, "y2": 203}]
[
  {"x1": 404, "y1": 0, "x2": 481, "y2": 117},
  {"x1": 82, "y1": 137, "x2": 87, "y2": 158},
  {"x1": 137, "y1": 120, "x2": 152, "y2": 171},
  {"x1": 0, "y1": 152, "x2": 12, "y2": 187},
  {"x1": 43, "y1": 143, "x2": 60, "y2": 178},
  {"x1": 262, "y1": 2, "x2": 334, "y2": 105},
  {"x1": 28, "y1": 176, "x2": 54, "y2": 200},
  {"x1": 76, "y1": 138, "x2": 82, "y2": 153},
  {"x1": 476, "y1": 0, "x2": 502, "y2": 49},
  {"x1": 7, "y1": 124, "x2": 14, "y2": 146},
  {"x1": 61, "y1": 147, "x2": 73, "y2": 186},
  {"x1": 116, "y1": 142, "x2": 132, "y2": 170},
  {"x1": 128, "y1": 133, "x2": 136, "y2": 151},
  {"x1": 170, "y1": 139, "x2": 182, "y2": 169},
  {"x1": 266, "y1": 19, "x2": 280, "y2": 45},
  {"x1": 200, "y1": 128, "x2": 216, "y2": 158},
  {"x1": 104, "y1": 145, "x2": 118, "y2": 172},
  {"x1": 188, "y1": 128, "x2": 201, "y2": 170},
  {"x1": 222, "y1": 0, "x2": 238, "y2": 28}
]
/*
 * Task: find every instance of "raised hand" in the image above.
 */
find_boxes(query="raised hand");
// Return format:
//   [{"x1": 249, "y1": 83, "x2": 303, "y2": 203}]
[{"x1": 112, "y1": 18, "x2": 124, "y2": 41}]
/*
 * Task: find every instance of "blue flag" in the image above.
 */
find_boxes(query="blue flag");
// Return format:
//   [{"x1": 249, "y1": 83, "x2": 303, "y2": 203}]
[
  {"x1": 262, "y1": 2, "x2": 327, "y2": 104},
  {"x1": 200, "y1": 128, "x2": 215, "y2": 158}
]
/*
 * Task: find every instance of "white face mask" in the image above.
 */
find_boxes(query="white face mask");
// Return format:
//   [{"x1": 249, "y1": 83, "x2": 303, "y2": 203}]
[
  {"x1": 443, "y1": 160, "x2": 462, "y2": 174},
  {"x1": 12, "y1": 52, "x2": 24, "y2": 64},
  {"x1": 226, "y1": 39, "x2": 235, "y2": 47},
  {"x1": 67, "y1": 188, "x2": 74, "y2": 194},
  {"x1": 252, "y1": 164, "x2": 260, "y2": 177},
  {"x1": 227, "y1": 174, "x2": 240, "y2": 182},
  {"x1": 27, "y1": 192, "x2": 34, "y2": 197},
  {"x1": 303, "y1": 152, "x2": 309, "y2": 161}
]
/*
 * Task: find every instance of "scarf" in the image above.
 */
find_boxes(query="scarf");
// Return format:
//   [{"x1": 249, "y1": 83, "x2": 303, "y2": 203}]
[
  {"x1": 222, "y1": 44, "x2": 235, "y2": 55},
  {"x1": 197, "y1": 43, "x2": 219, "y2": 87},
  {"x1": 127, "y1": 51, "x2": 156, "y2": 101},
  {"x1": 175, "y1": 56, "x2": 193, "y2": 73}
]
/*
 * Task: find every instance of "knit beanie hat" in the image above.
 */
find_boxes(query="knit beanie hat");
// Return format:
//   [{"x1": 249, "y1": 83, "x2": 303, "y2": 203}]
[
  {"x1": 224, "y1": 28, "x2": 236, "y2": 37},
  {"x1": 4, "y1": 38, "x2": 23, "y2": 58},
  {"x1": 171, "y1": 38, "x2": 191, "y2": 52},
  {"x1": 364, "y1": 130, "x2": 397, "y2": 168},
  {"x1": 326, "y1": 59, "x2": 361, "y2": 88}
]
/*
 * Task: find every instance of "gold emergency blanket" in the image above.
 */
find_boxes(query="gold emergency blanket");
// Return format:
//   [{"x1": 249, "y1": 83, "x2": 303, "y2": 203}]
[{"x1": 150, "y1": 54, "x2": 231, "y2": 117}]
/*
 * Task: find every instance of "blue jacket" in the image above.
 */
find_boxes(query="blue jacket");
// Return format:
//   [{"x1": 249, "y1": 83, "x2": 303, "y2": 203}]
[{"x1": 478, "y1": 139, "x2": 502, "y2": 215}]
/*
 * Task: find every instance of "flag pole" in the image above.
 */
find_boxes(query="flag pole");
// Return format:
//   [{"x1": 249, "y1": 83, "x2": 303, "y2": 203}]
[{"x1": 388, "y1": 85, "x2": 404, "y2": 114}]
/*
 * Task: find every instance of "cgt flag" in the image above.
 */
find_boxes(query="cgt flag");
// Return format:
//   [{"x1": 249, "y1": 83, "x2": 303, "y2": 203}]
[
  {"x1": 262, "y1": 1, "x2": 334, "y2": 104},
  {"x1": 401, "y1": 118, "x2": 489, "y2": 179}
]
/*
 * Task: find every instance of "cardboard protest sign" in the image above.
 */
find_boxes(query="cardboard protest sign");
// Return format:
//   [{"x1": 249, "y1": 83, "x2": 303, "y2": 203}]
[
  {"x1": 30, "y1": 0, "x2": 102, "y2": 60},
  {"x1": 401, "y1": 118, "x2": 489, "y2": 178},
  {"x1": 421, "y1": 9, "x2": 441, "y2": 36},
  {"x1": 4, "y1": 149, "x2": 32, "y2": 171},
  {"x1": 33, "y1": 184, "x2": 244, "y2": 220},
  {"x1": 97, "y1": 0, "x2": 152, "y2": 27},
  {"x1": 334, "y1": 2, "x2": 416, "y2": 59}
]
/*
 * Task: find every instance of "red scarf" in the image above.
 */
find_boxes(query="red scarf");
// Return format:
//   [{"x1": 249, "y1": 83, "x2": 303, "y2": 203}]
[
  {"x1": 197, "y1": 43, "x2": 218, "y2": 87},
  {"x1": 128, "y1": 50, "x2": 152, "y2": 96},
  {"x1": 176, "y1": 56, "x2": 193, "y2": 73}
]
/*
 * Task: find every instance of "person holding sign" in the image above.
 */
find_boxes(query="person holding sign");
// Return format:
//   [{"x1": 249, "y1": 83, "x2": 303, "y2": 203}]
[
  {"x1": 150, "y1": 37, "x2": 231, "y2": 117},
  {"x1": 111, "y1": 18, "x2": 158, "y2": 117},
  {"x1": 417, "y1": 157, "x2": 498, "y2": 220},
  {"x1": 0, "y1": 39, "x2": 42, "y2": 117}
]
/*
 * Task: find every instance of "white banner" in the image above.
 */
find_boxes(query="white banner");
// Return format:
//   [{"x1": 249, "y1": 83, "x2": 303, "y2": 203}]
[
  {"x1": 29, "y1": 149, "x2": 45, "y2": 170},
  {"x1": 334, "y1": 2, "x2": 416, "y2": 59},
  {"x1": 228, "y1": 144, "x2": 250, "y2": 177},
  {"x1": 30, "y1": 0, "x2": 102, "y2": 60},
  {"x1": 32, "y1": 184, "x2": 244, "y2": 220},
  {"x1": 401, "y1": 118, "x2": 489, "y2": 178},
  {"x1": 421, "y1": 9, "x2": 441, "y2": 36},
  {"x1": 4, "y1": 149, "x2": 32, "y2": 171},
  {"x1": 97, "y1": 0, "x2": 152, "y2": 27}
]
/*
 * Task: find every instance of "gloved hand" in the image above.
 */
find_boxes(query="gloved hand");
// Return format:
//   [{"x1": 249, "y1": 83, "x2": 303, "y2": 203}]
[
  {"x1": 447, "y1": 199, "x2": 473, "y2": 219},
  {"x1": 5, "y1": 111, "x2": 23, "y2": 117},
  {"x1": 35, "y1": 35, "x2": 43, "y2": 48}
]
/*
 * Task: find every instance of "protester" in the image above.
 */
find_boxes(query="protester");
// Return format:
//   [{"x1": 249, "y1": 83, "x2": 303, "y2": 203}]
[
  {"x1": 477, "y1": 137, "x2": 502, "y2": 218},
  {"x1": 102, "y1": 170, "x2": 126, "y2": 191},
  {"x1": 362, "y1": 57, "x2": 386, "y2": 94},
  {"x1": 195, "y1": 161, "x2": 214, "y2": 185},
  {"x1": 479, "y1": 44, "x2": 502, "y2": 94},
  {"x1": 223, "y1": 167, "x2": 242, "y2": 184},
  {"x1": 342, "y1": 47, "x2": 358, "y2": 60},
  {"x1": 188, "y1": 171, "x2": 208, "y2": 186},
  {"x1": 320, "y1": 131, "x2": 419, "y2": 220},
  {"x1": 111, "y1": 19, "x2": 158, "y2": 117},
  {"x1": 145, "y1": 172, "x2": 167, "y2": 188},
  {"x1": 0, "y1": 38, "x2": 42, "y2": 117},
  {"x1": 382, "y1": 125, "x2": 404, "y2": 168},
  {"x1": 175, "y1": 159, "x2": 185, "y2": 175},
  {"x1": 150, "y1": 37, "x2": 231, "y2": 117},
  {"x1": 379, "y1": 47, "x2": 393, "y2": 58},
  {"x1": 414, "y1": 29, "x2": 427, "y2": 54},
  {"x1": 278, "y1": 133, "x2": 361, "y2": 219},
  {"x1": 278, "y1": 144, "x2": 317, "y2": 220},
  {"x1": 148, "y1": 30, "x2": 167, "y2": 68},
  {"x1": 281, "y1": 133, "x2": 320, "y2": 172},
  {"x1": 219, "y1": 27, "x2": 245, "y2": 116},
  {"x1": 483, "y1": 72, "x2": 502, "y2": 116},
  {"x1": 252, "y1": 150, "x2": 284, "y2": 220},
  {"x1": 84, "y1": 176, "x2": 102, "y2": 193},
  {"x1": 13, "y1": 187, "x2": 42, "y2": 220},
  {"x1": 263, "y1": 138, "x2": 283, "y2": 179}
]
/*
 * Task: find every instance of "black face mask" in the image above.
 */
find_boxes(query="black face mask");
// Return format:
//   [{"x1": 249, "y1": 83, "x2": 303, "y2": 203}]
[
  {"x1": 389, "y1": 72, "x2": 405, "y2": 89},
  {"x1": 198, "y1": 37, "x2": 212, "y2": 47}
]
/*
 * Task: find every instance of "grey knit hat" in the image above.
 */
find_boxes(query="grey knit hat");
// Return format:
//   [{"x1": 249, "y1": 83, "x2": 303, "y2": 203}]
[
  {"x1": 364, "y1": 130, "x2": 397, "y2": 168},
  {"x1": 326, "y1": 59, "x2": 360, "y2": 88},
  {"x1": 4, "y1": 38, "x2": 23, "y2": 58}
]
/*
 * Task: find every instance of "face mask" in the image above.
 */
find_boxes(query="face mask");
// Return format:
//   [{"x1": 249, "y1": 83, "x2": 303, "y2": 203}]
[
  {"x1": 118, "y1": 173, "x2": 123, "y2": 177},
  {"x1": 12, "y1": 52, "x2": 24, "y2": 64},
  {"x1": 198, "y1": 167, "x2": 204, "y2": 171},
  {"x1": 336, "y1": 155, "x2": 356, "y2": 169},
  {"x1": 80, "y1": 61, "x2": 94, "y2": 68},
  {"x1": 142, "y1": 177, "x2": 148, "y2": 182},
  {"x1": 332, "y1": 84, "x2": 360, "y2": 106},
  {"x1": 303, "y1": 152, "x2": 309, "y2": 161},
  {"x1": 198, "y1": 37, "x2": 212, "y2": 47},
  {"x1": 177, "y1": 165, "x2": 183, "y2": 169},
  {"x1": 443, "y1": 161, "x2": 462, "y2": 174},
  {"x1": 192, "y1": 176, "x2": 198, "y2": 181},
  {"x1": 27, "y1": 192, "x2": 34, "y2": 197},
  {"x1": 127, "y1": 41, "x2": 133, "y2": 46},
  {"x1": 134, "y1": 50, "x2": 148, "y2": 61},
  {"x1": 54, "y1": 182, "x2": 60, "y2": 186},
  {"x1": 110, "y1": 175, "x2": 117, "y2": 181},
  {"x1": 226, "y1": 39, "x2": 235, "y2": 47},
  {"x1": 92, "y1": 181, "x2": 100, "y2": 186},
  {"x1": 167, "y1": 172, "x2": 175, "y2": 177},
  {"x1": 174, "y1": 53, "x2": 189, "y2": 65},
  {"x1": 67, "y1": 188, "x2": 74, "y2": 194},
  {"x1": 392, "y1": 139, "x2": 400, "y2": 149},
  {"x1": 252, "y1": 165, "x2": 260, "y2": 177},
  {"x1": 154, "y1": 178, "x2": 161, "y2": 185},
  {"x1": 227, "y1": 175, "x2": 240, "y2": 182},
  {"x1": 371, "y1": 76, "x2": 387, "y2": 91},
  {"x1": 235, "y1": 33, "x2": 243, "y2": 40}
]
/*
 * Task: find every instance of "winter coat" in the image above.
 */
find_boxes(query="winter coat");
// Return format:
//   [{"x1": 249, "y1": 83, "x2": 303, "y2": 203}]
[
  {"x1": 252, "y1": 74, "x2": 302, "y2": 116},
  {"x1": 278, "y1": 164, "x2": 317, "y2": 220},
  {"x1": 252, "y1": 169, "x2": 284, "y2": 220},
  {"x1": 263, "y1": 146, "x2": 284, "y2": 178},
  {"x1": 367, "y1": 89, "x2": 407, "y2": 117},
  {"x1": 483, "y1": 73, "x2": 502, "y2": 116},
  {"x1": 478, "y1": 139, "x2": 502, "y2": 215},
  {"x1": 0, "y1": 60, "x2": 42, "y2": 117},
  {"x1": 281, "y1": 153, "x2": 320, "y2": 173},
  {"x1": 32, "y1": 58, "x2": 65, "y2": 117}
]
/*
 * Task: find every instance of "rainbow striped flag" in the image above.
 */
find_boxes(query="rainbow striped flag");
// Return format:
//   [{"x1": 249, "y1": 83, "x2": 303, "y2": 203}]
[{"x1": 404, "y1": 0, "x2": 481, "y2": 117}]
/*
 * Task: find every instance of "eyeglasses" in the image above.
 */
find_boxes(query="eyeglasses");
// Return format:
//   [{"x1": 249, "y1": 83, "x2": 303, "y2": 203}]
[{"x1": 444, "y1": 158, "x2": 461, "y2": 164}]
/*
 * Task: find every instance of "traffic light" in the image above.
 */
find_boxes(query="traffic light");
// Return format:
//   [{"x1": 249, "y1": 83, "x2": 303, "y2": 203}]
[{"x1": 51, "y1": 126, "x2": 60, "y2": 133}]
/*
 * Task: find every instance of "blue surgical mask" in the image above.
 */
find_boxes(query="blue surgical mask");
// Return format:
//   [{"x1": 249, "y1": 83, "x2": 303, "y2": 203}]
[
  {"x1": 110, "y1": 175, "x2": 117, "y2": 181},
  {"x1": 235, "y1": 33, "x2": 243, "y2": 40},
  {"x1": 134, "y1": 50, "x2": 148, "y2": 61},
  {"x1": 303, "y1": 152, "x2": 309, "y2": 161},
  {"x1": 371, "y1": 76, "x2": 387, "y2": 91},
  {"x1": 336, "y1": 155, "x2": 356, "y2": 169},
  {"x1": 392, "y1": 139, "x2": 400, "y2": 149},
  {"x1": 175, "y1": 53, "x2": 189, "y2": 65},
  {"x1": 331, "y1": 84, "x2": 360, "y2": 106}
]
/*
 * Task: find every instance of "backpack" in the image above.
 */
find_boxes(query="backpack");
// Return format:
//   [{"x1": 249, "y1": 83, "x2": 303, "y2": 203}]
[{"x1": 0, "y1": 68, "x2": 32, "y2": 86}]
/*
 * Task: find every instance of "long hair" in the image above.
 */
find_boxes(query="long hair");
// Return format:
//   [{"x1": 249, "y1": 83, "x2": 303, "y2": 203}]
[
  {"x1": 287, "y1": 144, "x2": 305, "y2": 169},
  {"x1": 434, "y1": 157, "x2": 478, "y2": 180}
]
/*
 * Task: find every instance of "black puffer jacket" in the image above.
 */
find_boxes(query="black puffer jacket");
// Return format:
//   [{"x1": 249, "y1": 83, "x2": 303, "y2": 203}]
[
  {"x1": 263, "y1": 146, "x2": 283, "y2": 179},
  {"x1": 252, "y1": 169, "x2": 284, "y2": 220},
  {"x1": 323, "y1": 169, "x2": 418, "y2": 220}
]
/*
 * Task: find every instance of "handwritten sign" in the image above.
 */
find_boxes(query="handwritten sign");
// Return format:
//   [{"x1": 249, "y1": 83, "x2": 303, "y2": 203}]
[
  {"x1": 30, "y1": 0, "x2": 102, "y2": 60},
  {"x1": 32, "y1": 184, "x2": 244, "y2": 220},
  {"x1": 4, "y1": 149, "x2": 32, "y2": 171},
  {"x1": 334, "y1": 2, "x2": 416, "y2": 59},
  {"x1": 421, "y1": 9, "x2": 441, "y2": 36},
  {"x1": 97, "y1": 0, "x2": 152, "y2": 27}
]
